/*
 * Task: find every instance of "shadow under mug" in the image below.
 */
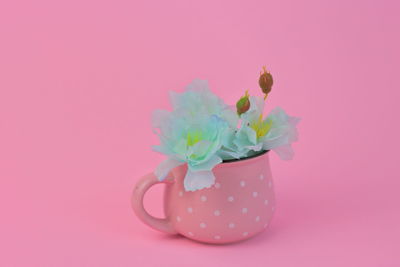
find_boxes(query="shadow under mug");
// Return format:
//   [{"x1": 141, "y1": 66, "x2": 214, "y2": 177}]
[{"x1": 132, "y1": 151, "x2": 276, "y2": 244}]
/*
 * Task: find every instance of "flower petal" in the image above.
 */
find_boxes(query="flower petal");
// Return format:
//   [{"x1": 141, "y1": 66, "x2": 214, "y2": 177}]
[
  {"x1": 154, "y1": 157, "x2": 184, "y2": 181},
  {"x1": 184, "y1": 169, "x2": 216, "y2": 191},
  {"x1": 272, "y1": 144, "x2": 295, "y2": 160},
  {"x1": 261, "y1": 107, "x2": 300, "y2": 159},
  {"x1": 189, "y1": 154, "x2": 222, "y2": 171}
]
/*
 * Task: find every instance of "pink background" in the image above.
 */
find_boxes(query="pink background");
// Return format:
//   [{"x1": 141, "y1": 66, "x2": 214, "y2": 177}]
[{"x1": 1, "y1": 0, "x2": 399, "y2": 266}]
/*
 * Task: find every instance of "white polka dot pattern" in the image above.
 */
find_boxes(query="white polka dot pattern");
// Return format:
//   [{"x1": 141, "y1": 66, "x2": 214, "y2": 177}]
[{"x1": 171, "y1": 171, "x2": 275, "y2": 244}]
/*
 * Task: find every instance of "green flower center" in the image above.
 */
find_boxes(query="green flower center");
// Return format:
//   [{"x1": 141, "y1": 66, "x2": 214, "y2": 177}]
[{"x1": 186, "y1": 130, "x2": 203, "y2": 146}]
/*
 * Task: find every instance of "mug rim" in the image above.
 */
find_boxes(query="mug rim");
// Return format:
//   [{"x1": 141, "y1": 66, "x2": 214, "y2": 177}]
[{"x1": 221, "y1": 150, "x2": 269, "y2": 164}]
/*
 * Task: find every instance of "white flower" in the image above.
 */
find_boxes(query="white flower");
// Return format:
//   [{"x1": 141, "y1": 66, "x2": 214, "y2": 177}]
[
  {"x1": 152, "y1": 80, "x2": 238, "y2": 191},
  {"x1": 233, "y1": 96, "x2": 300, "y2": 160}
]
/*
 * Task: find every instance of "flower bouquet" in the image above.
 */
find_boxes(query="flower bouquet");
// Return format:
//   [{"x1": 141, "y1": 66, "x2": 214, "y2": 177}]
[{"x1": 132, "y1": 67, "x2": 300, "y2": 244}]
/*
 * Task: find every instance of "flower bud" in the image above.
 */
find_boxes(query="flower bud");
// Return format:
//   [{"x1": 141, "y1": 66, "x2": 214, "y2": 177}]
[
  {"x1": 236, "y1": 90, "x2": 250, "y2": 115},
  {"x1": 259, "y1": 66, "x2": 273, "y2": 96}
]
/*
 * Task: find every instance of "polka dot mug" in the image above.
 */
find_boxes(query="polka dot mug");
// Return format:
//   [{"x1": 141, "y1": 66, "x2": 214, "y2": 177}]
[{"x1": 131, "y1": 151, "x2": 276, "y2": 244}]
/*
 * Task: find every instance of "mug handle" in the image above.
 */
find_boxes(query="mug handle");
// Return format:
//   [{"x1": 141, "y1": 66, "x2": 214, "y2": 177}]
[{"x1": 131, "y1": 172, "x2": 178, "y2": 234}]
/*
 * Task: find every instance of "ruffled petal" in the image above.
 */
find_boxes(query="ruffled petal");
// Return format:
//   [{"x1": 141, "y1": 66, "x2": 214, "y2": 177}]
[
  {"x1": 154, "y1": 157, "x2": 184, "y2": 181},
  {"x1": 261, "y1": 107, "x2": 300, "y2": 159},
  {"x1": 221, "y1": 106, "x2": 238, "y2": 128},
  {"x1": 248, "y1": 96, "x2": 265, "y2": 114},
  {"x1": 189, "y1": 154, "x2": 222, "y2": 172},
  {"x1": 184, "y1": 169, "x2": 216, "y2": 191},
  {"x1": 218, "y1": 149, "x2": 244, "y2": 160},
  {"x1": 272, "y1": 144, "x2": 295, "y2": 160},
  {"x1": 233, "y1": 125, "x2": 257, "y2": 149},
  {"x1": 185, "y1": 79, "x2": 210, "y2": 92}
]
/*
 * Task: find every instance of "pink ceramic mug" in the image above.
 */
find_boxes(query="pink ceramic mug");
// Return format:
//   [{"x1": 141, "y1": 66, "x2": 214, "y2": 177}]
[{"x1": 131, "y1": 151, "x2": 276, "y2": 244}]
